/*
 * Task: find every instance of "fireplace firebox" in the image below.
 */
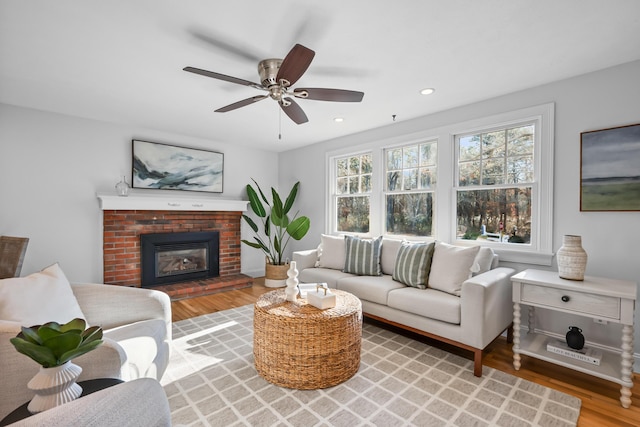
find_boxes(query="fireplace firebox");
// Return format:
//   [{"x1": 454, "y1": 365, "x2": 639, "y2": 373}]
[{"x1": 140, "y1": 231, "x2": 219, "y2": 287}]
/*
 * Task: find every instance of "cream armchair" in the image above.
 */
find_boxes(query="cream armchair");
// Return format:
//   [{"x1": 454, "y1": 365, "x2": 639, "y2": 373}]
[
  {"x1": 5, "y1": 378, "x2": 171, "y2": 426},
  {"x1": 0, "y1": 283, "x2": 172, "y2": 420}
]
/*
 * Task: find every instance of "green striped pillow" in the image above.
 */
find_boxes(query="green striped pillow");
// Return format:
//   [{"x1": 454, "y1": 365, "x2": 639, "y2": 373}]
[
  {"x1": 343, "y1": 235, "x2": 382, "y2": 276},
  {"x1": 392, "y1": 242, "x2": 435, "y2": 288}
]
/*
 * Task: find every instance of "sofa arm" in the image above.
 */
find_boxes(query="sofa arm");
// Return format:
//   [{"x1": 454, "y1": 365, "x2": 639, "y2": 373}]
[
  {"x1": 8, "y1": 378, "x2": 170, "y2": 427},
  {"x1": 460, "y1": 267, "x2": 515, "y2": 349},
  {"x1": 71, "y1": 283, "x2": 171, "y2": 341},
  {"x1": 75, "y1": 337, "x2": 129, "y2": 381},
  {"x1": 292, "y1": 249, "x2": 319, "y2": 271}
]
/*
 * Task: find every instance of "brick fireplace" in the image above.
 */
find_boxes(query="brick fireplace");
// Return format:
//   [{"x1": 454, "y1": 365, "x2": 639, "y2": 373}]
[{"x1": 98, "y1": 194, "x2": 251, "y2": 300}]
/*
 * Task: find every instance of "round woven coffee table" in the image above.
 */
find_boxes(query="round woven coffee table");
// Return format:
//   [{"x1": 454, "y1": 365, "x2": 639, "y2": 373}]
[{"x1": 253, "y1": 289, "x2": 362, "y2": 389}]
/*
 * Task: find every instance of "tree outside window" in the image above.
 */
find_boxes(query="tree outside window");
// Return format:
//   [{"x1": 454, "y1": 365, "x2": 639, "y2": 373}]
[
  {"x1": 385, "y1": 141, "x2": 436, "y2": 236},
  {"x1": 456, "y1": 124, "x2": 534, "y2": 244},
  {"x1": 336, "y1": 153, "x2": 372, "y2": 233}
]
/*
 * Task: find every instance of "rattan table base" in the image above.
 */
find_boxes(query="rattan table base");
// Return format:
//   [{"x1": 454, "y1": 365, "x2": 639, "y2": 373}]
[{"x1": 253, "y1": 289, "x2": 362, "y2": 389}]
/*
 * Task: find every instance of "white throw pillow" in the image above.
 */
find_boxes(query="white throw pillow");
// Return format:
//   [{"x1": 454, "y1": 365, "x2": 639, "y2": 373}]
[
  {"x1": 316, "y1": 234, "x2": 346, "y2": 270},
  {"x1": 380, "y1": 238, "x2": 404, "y2": 275},
  {"x1": 428, "y1": 242, "x2": 480, "y2": 296},
  {"x1": 0, "y1": 263, "x2": 87, "y2": 325},
  {"x1": 471, "y1": 247, "x2": 495, "y2": 276}
]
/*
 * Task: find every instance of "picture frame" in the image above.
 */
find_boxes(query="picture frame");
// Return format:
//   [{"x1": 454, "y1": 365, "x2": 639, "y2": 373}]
[
  {"x1": 580, "y1": 123, "x2": 640, "y2": 211},
  {"x1": 132, "y1": 140, "x2": 223, "y2": 193}
]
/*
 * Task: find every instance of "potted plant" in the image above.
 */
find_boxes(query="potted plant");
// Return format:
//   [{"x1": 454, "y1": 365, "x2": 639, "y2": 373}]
[
  {"x1": 242, "y1": 179, "x2": 310, "y2": 287},
  {"x1": 10, "y1": 318, "x2": 103, "y2": 413}
]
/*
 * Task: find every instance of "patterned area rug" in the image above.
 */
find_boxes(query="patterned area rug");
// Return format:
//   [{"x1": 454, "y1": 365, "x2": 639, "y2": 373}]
[{"x1": 162, "y1": 304, "x2": 581, "y2": 426}]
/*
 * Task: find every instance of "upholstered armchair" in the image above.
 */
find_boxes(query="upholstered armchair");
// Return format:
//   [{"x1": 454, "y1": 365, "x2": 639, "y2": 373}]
[
  {"x1": 5, "y1": 378, "x2": 171, "y2": 426},
  {"x1": 0, "y1": 264, "x2": 172, "y2": 420}
]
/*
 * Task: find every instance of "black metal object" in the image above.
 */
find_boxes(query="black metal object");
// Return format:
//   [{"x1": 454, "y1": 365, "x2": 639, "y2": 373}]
[{"x1": 140, "y1": 231, "x2": 219, "y2": 287}]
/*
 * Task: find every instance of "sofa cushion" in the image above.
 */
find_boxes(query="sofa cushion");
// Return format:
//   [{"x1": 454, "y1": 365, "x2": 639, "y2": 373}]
[
  {"x1": 0, "y1": 263, "x2": 87, "y2": 325},
  {"x1": 387, "y1": 287, "x2": 461, "y2": 324},
  {"x1": 428, "y1": 243, "x2": 480, "y2": 296},
  {"x1": 343, "y1": 235, "x2": 382, "y2": 276},
  {"x1": 392, "y1": 242, "x2": 435, "y2": 289},
  {"x1": 299, "y1": 267, "x2": 354, "y2": 289},
  {"x1": 336, "y1": 275, "x2": 405, "y2": 305},
  {"x1": 380, "y1": 238, "x2": 403, "y2": 275},
  {"x1": 104, "y1": 318, "x2": 167, "y2": 380},
  {"x1": 316, "y1": 234, "x2": 345, "y2": 270}
]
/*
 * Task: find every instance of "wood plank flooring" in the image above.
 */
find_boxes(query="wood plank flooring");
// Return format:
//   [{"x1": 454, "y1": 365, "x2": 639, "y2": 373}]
[{"x1": 171, "y1": 279, "x2": 640, "y2": 427}]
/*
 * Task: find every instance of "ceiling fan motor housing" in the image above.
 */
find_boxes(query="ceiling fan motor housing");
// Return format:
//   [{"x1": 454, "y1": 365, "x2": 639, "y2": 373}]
[{"x1": 258, "y1": 59, "x2": 283, "y2": 87}]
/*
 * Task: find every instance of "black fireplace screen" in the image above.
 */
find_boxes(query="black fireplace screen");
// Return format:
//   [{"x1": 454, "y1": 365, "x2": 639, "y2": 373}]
[{"x1": 140, "y1": 231, "x2": 219, "y2": 287}]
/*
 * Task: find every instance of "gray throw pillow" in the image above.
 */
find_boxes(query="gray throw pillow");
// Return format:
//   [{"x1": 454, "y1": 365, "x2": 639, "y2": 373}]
[
  {"x1": 343, "y1": 235, "x2": 382, "y2": 276},
  {"x1": 392, "y1": 242, "x2": 435, "y2": 289}
]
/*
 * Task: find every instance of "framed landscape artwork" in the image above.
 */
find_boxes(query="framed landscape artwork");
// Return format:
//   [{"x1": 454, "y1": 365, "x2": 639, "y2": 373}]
[
  {"x1": 580, "y1": 123, "x2": 640, "y2": 211},
  {"x1": 132, "y1": 140, "x2": 224, "y2": 193}
]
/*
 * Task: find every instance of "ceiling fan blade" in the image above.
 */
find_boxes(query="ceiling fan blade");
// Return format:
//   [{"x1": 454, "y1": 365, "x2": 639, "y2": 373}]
[
  {"x1": 183, "y1": 67, "x2": 264, "y2": 90},
  {"x1": 280, "y1": 97, "x2": 308, "y2": 124},
  {"x1": 189, "y1": 29, "x2": 264, "y2": 63},
  {"x1": 293, "y1": 88, "x2": 364, "y2": 102},
  {"x1": 276, "y1": 44, "x2": 315, "y2": 87},
  {"x1": 215, "y1": 95, "x2": 268, "y2": 113}
]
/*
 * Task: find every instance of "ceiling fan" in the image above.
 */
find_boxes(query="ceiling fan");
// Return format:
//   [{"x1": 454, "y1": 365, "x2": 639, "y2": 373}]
[{"x1": 183, "y1": 44, "x2": 364, "y2": 125}]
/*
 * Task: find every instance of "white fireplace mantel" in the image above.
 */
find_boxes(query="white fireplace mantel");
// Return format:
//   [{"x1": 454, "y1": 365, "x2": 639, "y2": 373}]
[{"x1": 97, "y1": 192, "x2": 248, "y2": 212}]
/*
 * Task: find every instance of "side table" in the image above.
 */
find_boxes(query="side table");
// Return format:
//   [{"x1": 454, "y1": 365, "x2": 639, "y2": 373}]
[
  {"x1": 511, "y1": 269, "x2": 636, "y2": 408},
  {"x1": 0, "y1": 378, "x2": 124, "y2": 426},
  {"x1": 254, "y1": 289, "x2": 362, "y2": 389}
]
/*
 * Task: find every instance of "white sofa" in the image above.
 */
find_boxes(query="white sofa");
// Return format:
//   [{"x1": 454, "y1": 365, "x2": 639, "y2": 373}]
[
  {"x1": 0, "y1": 264, "x2": 172, "y2": 420},
  {"x1": 293, "y1": 236, "x2": 515, "y2": 377}
]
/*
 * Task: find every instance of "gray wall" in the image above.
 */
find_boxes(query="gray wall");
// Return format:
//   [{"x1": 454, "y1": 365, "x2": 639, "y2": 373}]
[
  {"x1": 0, "y1": 104, "x2": 277, "y2": 281},
  {"x1": 279, "y1": 60, "x2": 640, "y2": 366}
]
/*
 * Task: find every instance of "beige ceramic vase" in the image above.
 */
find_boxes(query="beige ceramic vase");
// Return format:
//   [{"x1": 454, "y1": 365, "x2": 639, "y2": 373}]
[{"x1": 557, "y1": 235, "x2": 588, "y2": 281}]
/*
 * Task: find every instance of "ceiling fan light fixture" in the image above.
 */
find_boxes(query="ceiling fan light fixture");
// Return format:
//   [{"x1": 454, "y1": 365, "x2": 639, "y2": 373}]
[{"x1": 420, "y1": 88, "x2": 436, "y2": 95}]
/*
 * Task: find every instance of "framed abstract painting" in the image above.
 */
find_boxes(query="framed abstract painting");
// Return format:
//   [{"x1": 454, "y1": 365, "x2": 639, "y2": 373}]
[
  {"x1": 132, "y1": 140, "x2": 223, "y2": 193},
  {"x1": 580, "y1": 123, "x2": 640, "y2": 211}
]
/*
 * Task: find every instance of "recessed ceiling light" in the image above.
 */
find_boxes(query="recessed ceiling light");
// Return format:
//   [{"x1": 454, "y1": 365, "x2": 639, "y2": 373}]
[
  {"x1": 420, "y1": 88, "x2": 435, "y2": 95},
  {"x1": 334, "y1": 117, "x2": 344, "y2": 123}
]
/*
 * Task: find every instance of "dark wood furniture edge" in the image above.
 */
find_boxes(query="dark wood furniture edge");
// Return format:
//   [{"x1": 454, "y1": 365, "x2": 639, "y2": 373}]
[{"x1": 364, "y1": 313, "x2": 512, "y2": 377}]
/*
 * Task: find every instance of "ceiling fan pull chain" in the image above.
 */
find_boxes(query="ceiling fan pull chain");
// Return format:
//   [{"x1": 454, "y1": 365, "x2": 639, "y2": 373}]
[{"x1": 278, "y1": 107, "x2": 282, "y2": 140}]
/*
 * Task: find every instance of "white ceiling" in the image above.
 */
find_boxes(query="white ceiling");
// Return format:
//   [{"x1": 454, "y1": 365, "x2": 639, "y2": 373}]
[{"x1": 2, "y1": 1, "x2": 640, "y2": 152}]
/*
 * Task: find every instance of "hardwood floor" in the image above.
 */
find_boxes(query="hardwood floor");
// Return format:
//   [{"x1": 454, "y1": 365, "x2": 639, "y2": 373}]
[{"x1": 170, "y1": 279, "x2": 640, "y2": 427}]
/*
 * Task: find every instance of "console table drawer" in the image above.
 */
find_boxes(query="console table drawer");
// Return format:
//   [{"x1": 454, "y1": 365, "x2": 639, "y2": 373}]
[{"x1": 521, "y1": 284, "x2": 620, "y2": 319}]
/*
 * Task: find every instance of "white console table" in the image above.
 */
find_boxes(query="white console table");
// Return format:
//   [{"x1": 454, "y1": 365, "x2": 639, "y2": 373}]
[{"x1": 511, "y1": 269, "x2": 637, "y2": 408}]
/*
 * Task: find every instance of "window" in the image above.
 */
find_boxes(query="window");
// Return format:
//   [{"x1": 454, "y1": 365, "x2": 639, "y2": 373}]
[
  {"x1": 326, "y1": 103, "x2": 554, "y2": 264},
  {"x1": 334, "y1": 153, "x2": 372, "y2": 233},
  {"x1": 456, "y1": 124, "x2": 534, "y2": 244},
  {"x1": 384, "y1": 141, "x2": 437, "y2": 236}
]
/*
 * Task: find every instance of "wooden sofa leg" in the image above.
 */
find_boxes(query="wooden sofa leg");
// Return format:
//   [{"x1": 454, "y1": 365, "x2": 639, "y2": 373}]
[
  {"x1": 473, "y1": 349, "x2": 483, "y2": 377},
  {"x1": 506, "y1": 323, "x2": 514, "y2": 344}
]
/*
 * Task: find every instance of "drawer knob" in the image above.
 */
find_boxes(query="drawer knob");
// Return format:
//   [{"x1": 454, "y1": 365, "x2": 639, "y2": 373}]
[{"x1": 561, "y1": 295, "x2": 570, "y2": 302}]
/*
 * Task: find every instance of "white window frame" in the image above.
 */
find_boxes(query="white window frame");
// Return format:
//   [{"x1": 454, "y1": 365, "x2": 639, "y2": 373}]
[
  {"x1": 327, "y1": 149, "x2": 378, "y2": 236},
  {"x1": 325, "y1": 103, "x2": 554, "y2": 265},
  {"x1": 443, "y1": 103, "x2": 554, "y2": 264},
  {"x1": 382, "y1": 139, "x2": 437, "y2": 238}
]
